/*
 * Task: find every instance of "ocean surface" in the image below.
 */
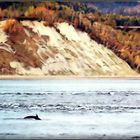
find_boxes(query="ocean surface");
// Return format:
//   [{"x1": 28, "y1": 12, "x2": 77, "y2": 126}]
[{"x1": 0, "y1": 79, "x2": 140, "y2": 139}]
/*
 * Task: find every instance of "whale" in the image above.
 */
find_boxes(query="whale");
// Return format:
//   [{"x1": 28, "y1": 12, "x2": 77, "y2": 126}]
[
  {"x1": 108, "y1": 91, "x2": 115, "y2": 96},
  {"x1": 24, "y1": 114, "x2": 41, "y2": 120}
]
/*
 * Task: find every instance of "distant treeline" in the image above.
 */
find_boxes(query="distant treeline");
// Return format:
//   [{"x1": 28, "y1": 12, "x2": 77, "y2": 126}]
[{"x1": 0, "y1": 0, "x2": 139, "y2": 2}]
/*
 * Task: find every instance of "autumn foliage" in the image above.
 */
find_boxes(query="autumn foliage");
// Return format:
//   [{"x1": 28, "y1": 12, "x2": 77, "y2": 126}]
[
  {"x1": 0, "y1": 1, "x2": 140, "y2": 73},
  {"x1": 3, "y1": 19, "x2": 17, "y2": 33}
]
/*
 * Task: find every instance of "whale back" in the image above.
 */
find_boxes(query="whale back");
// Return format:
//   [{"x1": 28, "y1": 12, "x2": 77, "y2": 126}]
[{"x1": 24, "y1": 114, "x2": 41, "y2": 120}]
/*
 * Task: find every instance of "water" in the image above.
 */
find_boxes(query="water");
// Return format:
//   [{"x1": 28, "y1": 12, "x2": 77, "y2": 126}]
[{"x1": 0, "y1": 79, "x2": 140, "y2": 139}]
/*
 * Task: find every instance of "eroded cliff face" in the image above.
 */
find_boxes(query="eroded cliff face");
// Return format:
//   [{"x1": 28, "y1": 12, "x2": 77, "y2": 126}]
[{"x1": 0, "y1": 20, "x2": 137, "y2": 76}]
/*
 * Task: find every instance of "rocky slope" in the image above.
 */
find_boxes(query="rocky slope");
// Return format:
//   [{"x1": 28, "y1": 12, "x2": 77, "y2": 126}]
[{"x1": 0, "y1": 20, "x2": 137, "y2": 76}]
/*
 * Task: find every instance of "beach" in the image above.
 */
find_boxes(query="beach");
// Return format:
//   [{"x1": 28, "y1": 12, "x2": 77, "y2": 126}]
[{"x1": 0, "y1": 75, "x2": 140, "y2": 80}]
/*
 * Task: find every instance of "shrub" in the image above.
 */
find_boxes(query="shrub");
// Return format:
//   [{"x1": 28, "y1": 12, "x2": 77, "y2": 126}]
[{"x1": 3, "y1": 19, "x2": 17, "y2": 33}]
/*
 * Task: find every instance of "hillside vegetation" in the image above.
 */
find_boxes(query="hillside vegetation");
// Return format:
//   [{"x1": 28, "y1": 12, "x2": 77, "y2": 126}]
[{"x1": 0, "y1": 1, "x2": 139, "y2": 75}]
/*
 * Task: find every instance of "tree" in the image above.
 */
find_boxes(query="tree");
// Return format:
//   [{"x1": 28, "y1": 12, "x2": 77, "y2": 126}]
[
  {"x1": 73, "y1": 17, "x2": 79, "y2": 28},
  {"x1": 24, "y1": 5, "x2": 35, "y2": 17},
  {"x1": 3, "y1": 19, "x2": 17, "y2": 33}
]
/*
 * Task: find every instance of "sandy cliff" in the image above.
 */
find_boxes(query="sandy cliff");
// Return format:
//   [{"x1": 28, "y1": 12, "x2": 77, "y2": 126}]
[{"x1": 0, "y1": 20, "x2": 137, "y2": 76}]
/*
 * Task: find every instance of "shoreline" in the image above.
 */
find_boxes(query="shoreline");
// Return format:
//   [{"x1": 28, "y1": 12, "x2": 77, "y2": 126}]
[{"x1": 0, "y1": 75, "x2": 140, "y2": 80}]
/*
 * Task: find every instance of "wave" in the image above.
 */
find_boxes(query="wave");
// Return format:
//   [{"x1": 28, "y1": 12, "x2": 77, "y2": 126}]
[
  {"x1": 0, "y1": 133, "x2": 16, "y2": 135},
  {"x1": 0, "y1": 102, "x2": 140, "y2": 113},
  {"x1": 0, "y1": 90, "x2": 140, "y2": 113},
  {"x1": 0, "y1": 92, "x2": 53, "y2": 96},
  {"x1": 0, "y1": 90, "x2": 140, "y2": 96}
]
